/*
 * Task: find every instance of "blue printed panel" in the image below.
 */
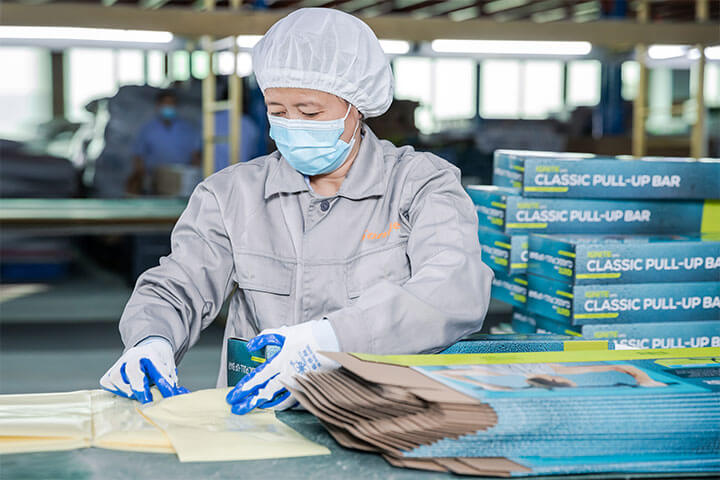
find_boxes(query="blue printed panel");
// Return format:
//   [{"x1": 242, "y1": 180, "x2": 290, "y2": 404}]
[
  {"x1": 522, "y1": 157, "x2": 720, "y2": 199},
  {"x1": 529, "y1": 233, "x2": 720, "y2": 285}
]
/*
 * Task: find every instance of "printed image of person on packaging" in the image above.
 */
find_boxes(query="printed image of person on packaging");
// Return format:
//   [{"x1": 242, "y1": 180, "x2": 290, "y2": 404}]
[{"x1": 434, "y1": 363, "x2": 668, "y2": 392}]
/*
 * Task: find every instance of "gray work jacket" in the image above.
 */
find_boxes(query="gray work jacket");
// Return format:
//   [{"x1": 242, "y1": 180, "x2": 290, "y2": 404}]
[{"x1": 119, "y1": 126, "x2": 494, "y2": 387}]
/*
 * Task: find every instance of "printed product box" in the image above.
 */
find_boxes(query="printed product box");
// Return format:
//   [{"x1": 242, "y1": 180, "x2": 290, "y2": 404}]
[
  {"x1": 510, "y1": 310, "x2": 538, "y2": 333},
  {"x1": 478, "y1": 226, "x2": 528, "y2": 275},
  {"x1": 491, "y1": 271, "x2": 528, "y2": 309},
  {"x1": 466, "y1": 185, "x2": 719, "y2": 235},
  {"x1": 494, "y1": 149, "x2": 720, "y2": 199},
  {"x1": 514, "y1": 308, "x2": 582, "y2": 336},
  {"x1": 582, "y1": 321, "x2": 720, "y2": 350},
  {"x1": 518, "y1": 308, "x2": 720, "y2": 349},
  {"x1": 226, "y1": 337, "x2": 281, "y2": 387},
  {"x1": 526, "y1": 274, "x2": 720, "y2": 325},
  {"x1": 492, "y1": 151, "x2": 523, "y2": 189},
  {"x1": 442, "y1": 332, "x2": 611, "y2": 353},
  {"x1": 528, "y1": 233, "x2": 720, "y2": 285},
  {"x1": 493, "y1": 150, "x2": 598, "y2": 190}
]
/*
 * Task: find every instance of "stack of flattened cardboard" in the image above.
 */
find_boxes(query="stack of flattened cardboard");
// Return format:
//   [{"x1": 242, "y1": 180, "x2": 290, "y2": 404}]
[{"x1": 290, "y1": 348, "x2": 720, "y2": 477}]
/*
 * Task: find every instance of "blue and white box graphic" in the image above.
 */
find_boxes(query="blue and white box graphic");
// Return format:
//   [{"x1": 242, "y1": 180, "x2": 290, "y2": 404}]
[
  {"x1": 511, "y1": 309, "x2": 538, "y2": 334},
  {"x1": 528, "y1": 233, "x2": 720, "y2": 285},
  {"x1": 491, "y1": 271, "x2": 528, "y2": 309},
  {"x1": 478, "y1": 226, "x2": 528, "y2": 275},
  {"x1": 492, "y1": 151, "x2": 524, "y2": 189},
  {"x1": 466, "y1": 185, "x2": 720, "y2": 235},
  {"x1": 494, "y1": 149, "x2": 720, "y2": 199},
  {"x1": 526, "y1": 274, "x2": 720, "y2": 324},
  {"x1": 581, "y1": 321, "x2": 720, "y2": 349},
  {"x1": 518, "y1": 308, "x2": 583, "y2": 336},
  {"x1": 493, "y1": 150, "x2": 598, "y2": 190}
]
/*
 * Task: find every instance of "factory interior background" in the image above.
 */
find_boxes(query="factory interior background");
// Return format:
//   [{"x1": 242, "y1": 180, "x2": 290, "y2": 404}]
[
  {"x1": 1, "y1": 0, "x2": 719, "y2": 410},
  {"x1": 2, "y1": 1, "x2": 720, "y2": 478}
]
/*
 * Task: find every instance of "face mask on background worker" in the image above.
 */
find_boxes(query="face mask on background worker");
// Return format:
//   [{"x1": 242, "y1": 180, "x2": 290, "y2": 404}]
[
  {"x1": 267, "y1": 103, "x2": 361, "y2": 176},
  {"x1": 159, "y1": 106, "x2": 177, "y2": 121}
]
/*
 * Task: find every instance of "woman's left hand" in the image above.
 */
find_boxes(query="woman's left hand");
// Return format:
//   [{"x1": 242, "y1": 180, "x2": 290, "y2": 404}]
[{"x1": 226, "y1": 320, "x2": 340, "y2": 415}]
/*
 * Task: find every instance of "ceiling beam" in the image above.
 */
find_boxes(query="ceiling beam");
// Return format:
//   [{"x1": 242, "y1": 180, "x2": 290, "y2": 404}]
[
  {"x1": 448, "y1": 6, "x2": 481, "y2": 21},
  {"x1": 392, "y1": 0, "x2": 440, "y2": 14},
  {"x1": 491, "y1": 0, "x2": 567, "y2": 21},
  {"x1": 482, "y1": 0, "x2": 529, "y2": 15},
  {"x1": 296, "y1": 0, "x2": 334, "y2": 6},
  {"x1": 392, "y1": 0, "x2": 430, "y2": 10},
  {"x1": 2, "y1": 3, "x2": 718, "y2": 47},
  {"x1": 414, "y1": 0, "x2": 479, "y2": 18},
  {"x1": 140, "y1": 0, "x2": 174, "y2": 9},
  {"x1": 296, "y1": 0, "x2": 356, "y2": 7},
  {"x1": 341, "y1": 0, "x2": 385, "y2": 13}
]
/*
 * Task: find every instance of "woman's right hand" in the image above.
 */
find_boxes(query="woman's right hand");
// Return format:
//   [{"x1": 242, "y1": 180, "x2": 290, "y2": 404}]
[{"x1": 99, "y1": 337, "x2": 189, "y2": 403}]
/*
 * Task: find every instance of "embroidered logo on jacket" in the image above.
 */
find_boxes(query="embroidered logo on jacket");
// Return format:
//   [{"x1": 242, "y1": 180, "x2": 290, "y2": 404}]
[{"x1": 362, "y1": 222, "x2": 401, "y2": 241}]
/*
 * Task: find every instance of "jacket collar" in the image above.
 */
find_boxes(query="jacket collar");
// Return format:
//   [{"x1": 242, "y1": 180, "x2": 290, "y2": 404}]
[{"x1": 264, "y1": 125, "x2": 386, "y2": 200}]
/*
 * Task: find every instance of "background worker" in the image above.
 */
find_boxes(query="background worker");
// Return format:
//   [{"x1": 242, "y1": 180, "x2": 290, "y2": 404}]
[
  {"x1": 126, "y1": 90, "x2": 202, "y2": 195},
  {"x1": 100, "y1": 7, "x2": 493, "y2": 413}
]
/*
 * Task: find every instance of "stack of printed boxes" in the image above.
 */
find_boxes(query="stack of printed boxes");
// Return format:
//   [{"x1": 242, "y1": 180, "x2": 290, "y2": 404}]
[{"x1": 468, "y1": 149, "x2": 720, "y2": 349}]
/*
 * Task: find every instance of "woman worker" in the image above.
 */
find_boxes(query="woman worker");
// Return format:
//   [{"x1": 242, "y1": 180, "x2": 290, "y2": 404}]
[{"x1": 100, "y1": 8, "x2": 493, "y2": 414}]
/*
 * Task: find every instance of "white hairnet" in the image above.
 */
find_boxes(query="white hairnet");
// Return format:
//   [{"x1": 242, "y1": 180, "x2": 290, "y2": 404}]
[{"x1": 252, "y1": 8, "x2": 393, "y2": 118}]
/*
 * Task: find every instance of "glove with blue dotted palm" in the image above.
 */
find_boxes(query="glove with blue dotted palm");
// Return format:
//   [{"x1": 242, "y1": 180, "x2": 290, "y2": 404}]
[
  {"x1": 226, "y1": 319, "x2": 340, "y2": 415},
  {"x1": 99, "y1": 336, "x2": 189, "y2": 403}
]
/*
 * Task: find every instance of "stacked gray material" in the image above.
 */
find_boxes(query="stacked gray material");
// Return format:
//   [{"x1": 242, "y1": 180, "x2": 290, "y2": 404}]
[{"x1": 0, "y1": 140, "x2": 78, "y2": 198}]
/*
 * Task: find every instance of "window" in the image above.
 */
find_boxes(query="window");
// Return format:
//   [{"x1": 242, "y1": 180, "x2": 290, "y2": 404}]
[
  {"x1": 394, "y1": 57, "x2": 475, "y2": 133},
  {"x1": 567, "y1": 60, "x2": 601, "y2": 107},
  {"x1": 237, "y1": 52, "x2": 253, "y2": 78},
  {"x1": 170, "y1": 51, "x2": 190, "y2": 81},
  {"x1": 480, "y1": 59, "x2": 566, "y2": 119},
  {"x1": 523, "y1": 60, "x2": 563, "y2": 118},
  {"x1": 394, "y1": 57, "x2": 432, "y2": 132},
  {"x1": 117, "y1": 49, "x2": 144, "y2": 86},
  {"x1": 216, "y1": 52, "x2": 252, "y2": 76},
  {"x1": 433, "y1": 59, "x2": 476, "y2": 120},
  {"x1": 480, "y1": 59, "x2": 521, "y2": 118},
  {"x1": 65, "y1": 48, "x2": 116, "y2": 122},
  {"x1": 647, "y1": 67, "x2": 684, "y2": 135},
  {"x1": 705, "y1": 63, "x2": 720, "y2": 107},
  {"x1": 147, "y1": 50, "x2": 166, "y2": 87},
  {"x1": 192, "y1": 51, "x2": 209, "y2": 79},
  {"x1": 622, "y1": 61, "x2": 640, "y2": 100},
  {"x1": 691, "y1": 62, "x2": 720, "y2": 108},
  {"x1": 394, "y1": 57, "x2": 432, "y2": 104},
  {"x1": 215, "y1": 51, "x2": 235, "y2": 76},
  {"x1": 0, "y1": 47, "x2": 52, "y2": 140}
]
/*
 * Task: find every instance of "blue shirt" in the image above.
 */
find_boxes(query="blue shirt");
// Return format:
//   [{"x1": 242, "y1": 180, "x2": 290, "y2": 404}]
[
  {"x1": 212, "y1": 112, "x2": 262, "y2": 171},
  {"x1": 132, "y1": 117, "x2": 202, "y2": 171}
]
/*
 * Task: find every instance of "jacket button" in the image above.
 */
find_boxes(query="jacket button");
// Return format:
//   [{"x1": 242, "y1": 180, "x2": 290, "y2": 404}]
[{"x1": 320, "y1": 200, "x2": 330, "y2": 212}]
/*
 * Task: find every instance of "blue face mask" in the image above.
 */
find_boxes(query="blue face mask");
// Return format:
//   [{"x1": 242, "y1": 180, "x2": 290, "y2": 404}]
[
  {"x1": 159, "y1": 106, "x2": 177, "y2": 120},
  {"x1": 268, "y1": 104, "x2": 359, "y2": 176}
]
